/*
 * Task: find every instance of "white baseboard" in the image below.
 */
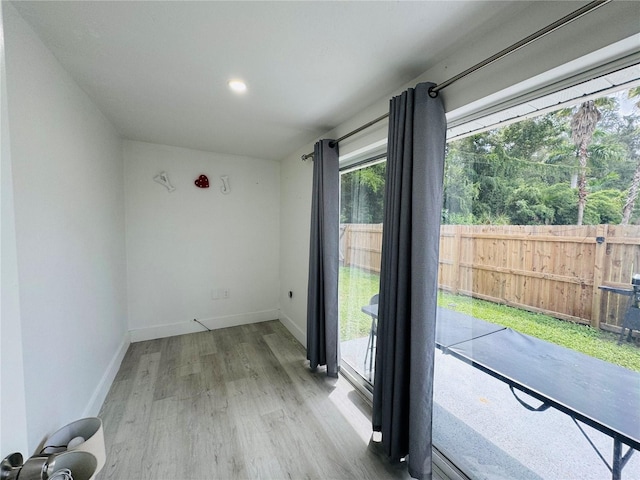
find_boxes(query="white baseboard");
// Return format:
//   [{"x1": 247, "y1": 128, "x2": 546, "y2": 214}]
[
  {"x1": 84, "y1": 331, "x2": 130, "y2": 417},
  {"x1": 129, "y1": 309, "x2": 281, "y2": 343},
  {"x1": 279, "y1": 313, "x2": 306, "y2": 347}
]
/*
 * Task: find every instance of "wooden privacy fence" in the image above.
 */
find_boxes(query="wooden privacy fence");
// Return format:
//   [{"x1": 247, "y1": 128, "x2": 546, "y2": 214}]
[{"x1": 340, "y1": 223, "x2": 640, "y2": 333}]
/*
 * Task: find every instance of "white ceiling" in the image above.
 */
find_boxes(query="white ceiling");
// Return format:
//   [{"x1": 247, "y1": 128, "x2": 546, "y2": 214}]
[{"x1": 11, "y1": 1, "x2": 539, "y2": 161}]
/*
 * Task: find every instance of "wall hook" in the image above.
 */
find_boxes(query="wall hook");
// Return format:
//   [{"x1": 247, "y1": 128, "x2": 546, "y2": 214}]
[
  {"x1": 220, "y1": 175, "x2": 231, "y2": 194},
  {"x1": 153, "y1": 171, "x2": 175, "y2": 192}
]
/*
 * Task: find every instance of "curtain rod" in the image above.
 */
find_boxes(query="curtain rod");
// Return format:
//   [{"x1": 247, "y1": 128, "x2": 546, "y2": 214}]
[{"x1": 301, "y1": 0, "x2": 611, "y2": 161}]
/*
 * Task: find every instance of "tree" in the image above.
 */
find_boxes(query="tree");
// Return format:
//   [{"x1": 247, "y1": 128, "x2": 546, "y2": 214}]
[
  {"x1": 443, "y1": 138, "x2": 480, "y2": 224},
  {"x1": 571, "y1": 101, "x2": 601, "y2": 225},
  {"x1": 583, "y1": 189, "x2": 625, "y2": 225},
  {"x1": 507, "y1": 184, "x2": 554, "y2": 225},
  {"x1": 629, "y1": 86, "x2": 640, "y2": 109},
  {"x1": 541, "y1": 183, "x2": 578, "y2": 225},
  {"x1": 441, "y1": 87, "x2": 636, "y2": 226},
  {"x1": 621, "y1": 167, "x2": 640, "y2": 224},
  {"x1": 340, "y1": 162, "x2": 386, "y2": 223},
  {"x1": 622, "y1": 88, "x2": 640, "y2": 225}
]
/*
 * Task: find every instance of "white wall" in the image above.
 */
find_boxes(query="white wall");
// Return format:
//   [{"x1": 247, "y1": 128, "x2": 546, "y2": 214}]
[
  {"x1": 3, "y1": 4, "x2": 128, "y2": 452},
  {"x1": 278, "y1": 1, "x2": 640, "y2": 343},
  {"x1": 124, "y1": 140, "x2": 280, "y2": 341},
  {"x1": 278, "y1": 155, "x2": 313, "y2": 345},
  {"x1": 0, "y1": 2, "x2": 28, "y2": 457}
]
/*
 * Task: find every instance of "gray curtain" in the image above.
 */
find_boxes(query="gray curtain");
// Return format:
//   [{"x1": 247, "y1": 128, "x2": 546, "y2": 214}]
[
  {"x1": 372, "y1": 82, "x2": 446, "y2": 479},
  {"x1": 306, "y1": 139, "x2": 340, "y2": 378}
]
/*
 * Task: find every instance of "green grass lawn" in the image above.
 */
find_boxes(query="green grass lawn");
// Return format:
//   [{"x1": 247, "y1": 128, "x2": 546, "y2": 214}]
[
  {"x1": 339, "y1": 266, "x2": 379, "y2": 341},
  {"x1": 338, "y1": 266, "x2": 640, "y2": 372}
]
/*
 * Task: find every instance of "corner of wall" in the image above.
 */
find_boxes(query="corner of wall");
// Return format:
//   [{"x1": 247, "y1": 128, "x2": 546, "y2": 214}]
[
  {"x1": 4, "y1": 5, "x2": 129, "y2": 451},
  {"x1": 279, "y1": 313, "x2": 306, "y2": 347},
  {"x1": 124, "y1": 141, "x2": 281, "y2": 339},
  {"x1": 278, "y1": 151, "x2": 313, "y2": 351},
  {"x1": 0, "y1": 0, "x2": 29, "y2": 457},
  {"x1": 129, "y1": 309, "x2": 281, "y2": 343},
  {"x1": 83, "y1": 331, "x2": 130, "y2": 417}
]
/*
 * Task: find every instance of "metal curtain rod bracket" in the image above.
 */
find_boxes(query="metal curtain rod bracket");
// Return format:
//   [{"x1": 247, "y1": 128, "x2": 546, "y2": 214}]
[
  {"x1": 301, "y1": 112, "x2": 390, "y2": 161},
  {"x1": 301, "y1": 0, "x2": 611, "y2": 161}
]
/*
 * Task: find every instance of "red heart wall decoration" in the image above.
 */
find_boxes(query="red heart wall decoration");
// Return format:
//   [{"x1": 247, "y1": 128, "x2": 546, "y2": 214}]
[{"x1": 194, "y1": 174, "x2": 209, "y2": 188}]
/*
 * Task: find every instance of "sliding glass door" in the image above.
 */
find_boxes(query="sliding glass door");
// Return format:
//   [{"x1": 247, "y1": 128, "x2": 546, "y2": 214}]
[
  {"x1": 335, "y1": 66, "x2": 640, "y2": 480},
  {"x1": 432, "y1": 84, "x2": 640, "y2": 479},
  {"x1": 338, "y1": 159, "x2": 385, "y2": 386}
]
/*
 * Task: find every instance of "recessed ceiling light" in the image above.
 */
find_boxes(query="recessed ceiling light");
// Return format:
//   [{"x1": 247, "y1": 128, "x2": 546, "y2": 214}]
[{"x1": 228, "y1": 80, "x2": 247, "y2": 93}]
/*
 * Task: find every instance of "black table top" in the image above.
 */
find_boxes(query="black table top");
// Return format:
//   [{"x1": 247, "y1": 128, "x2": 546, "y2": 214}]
[
  {"x1": 361, "y1": 303, "x2": 378, "y2": 318},
  {"x1": 361, "y1": 304, "x2": 505, "y2": 348},
  {"x1": 447, "y1": 328, "x2": 640, "y2": 449},
  {"x1": 435, "y1": 308, "x2": 506, "y2": 348},
  {"x1": 599, "y1": 285, "x2": 635, "y2": 296},
  {"x1": 361, "y1": 302, "x2": 640, "y2": 449}
]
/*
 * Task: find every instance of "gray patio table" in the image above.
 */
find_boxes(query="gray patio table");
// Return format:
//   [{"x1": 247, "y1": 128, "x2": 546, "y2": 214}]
[{"x1": 361, "y1": 303, "x2": 640, "y2": 480}]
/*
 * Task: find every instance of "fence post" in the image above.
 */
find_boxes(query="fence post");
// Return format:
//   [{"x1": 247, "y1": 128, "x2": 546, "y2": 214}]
[
  {"x1": 452, "y1": 225, "x2": 461, "y2": 294},
  {"x1": 343, "y1": 224, "x2": 351, "y2": 267},
  {"x1": 590, "y1": 224, "x2": 607, "y2": 329}
]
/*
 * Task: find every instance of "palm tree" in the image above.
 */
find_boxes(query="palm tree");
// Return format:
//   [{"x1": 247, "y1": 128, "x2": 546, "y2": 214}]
[
  {"x1": 629, "y1": 86, "x2": 640, "y2": 109},
  {"x1": 621, "y1": 87, "x2": 640, "y2": 225},
  {"x1": 622, "y1": 166, "x2": 640, "y2": 224},
  {"x1": 571, "y1": 100, "x2": 601, "y2": 225}
]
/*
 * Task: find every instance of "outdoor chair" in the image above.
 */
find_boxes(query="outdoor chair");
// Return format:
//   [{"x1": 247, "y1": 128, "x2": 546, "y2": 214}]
[{"x1": 364, "y1": 293, "x2": 379, "y2": 381}]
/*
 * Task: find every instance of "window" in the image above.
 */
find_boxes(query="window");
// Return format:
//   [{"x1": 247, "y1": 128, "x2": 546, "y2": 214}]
[
  {"x1": 338, "y1": 63, "x2": 640, "y2": 479},
  {"x1": 433, "y1": 81, "x2": 640, "y2": 480},
  {"x1": 339, "y1": 158, "x2": 385, "y2": 389}
]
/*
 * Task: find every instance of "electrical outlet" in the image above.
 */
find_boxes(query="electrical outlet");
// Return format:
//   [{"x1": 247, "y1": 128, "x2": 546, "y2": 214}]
[{"x1": 223, "y1": 288, "x2": 230, "y2": 299}]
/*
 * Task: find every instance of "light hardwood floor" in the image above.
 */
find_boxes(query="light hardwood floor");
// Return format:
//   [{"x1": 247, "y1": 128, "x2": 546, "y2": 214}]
[{"x1": 96, "y1": 320, "x2": 413, "y2": 480}]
